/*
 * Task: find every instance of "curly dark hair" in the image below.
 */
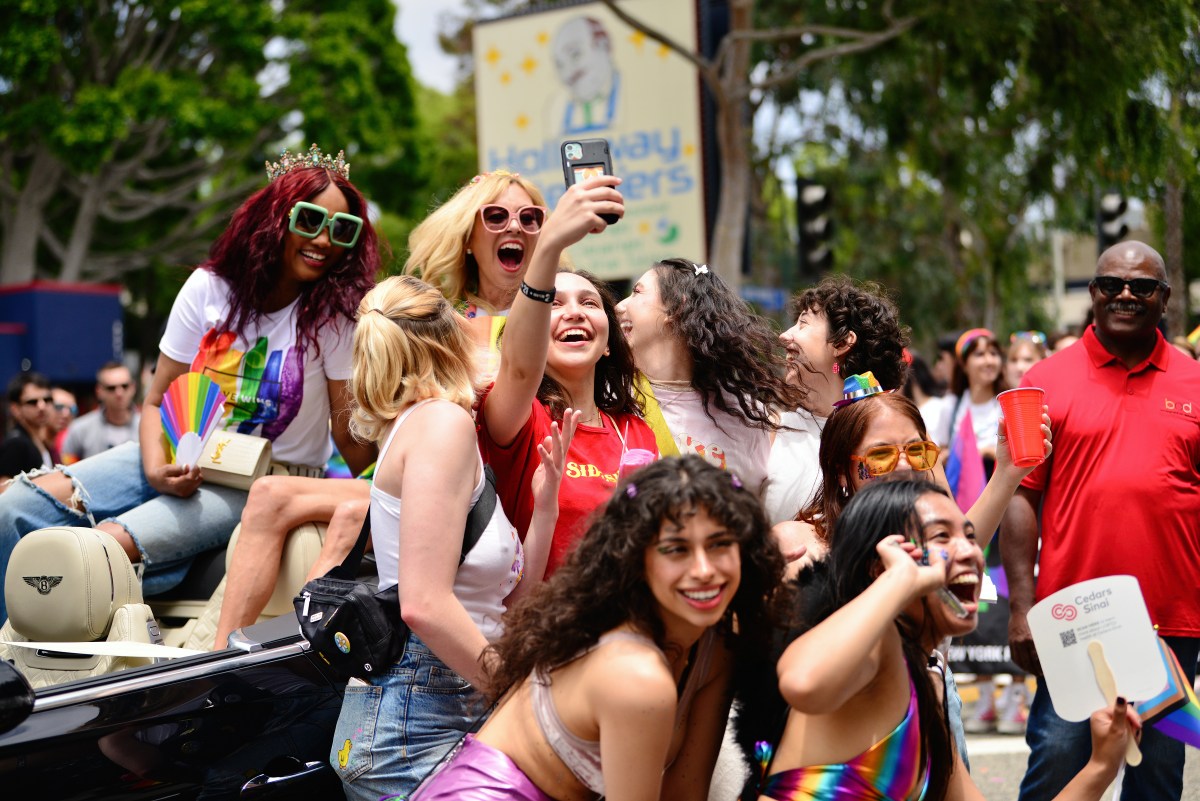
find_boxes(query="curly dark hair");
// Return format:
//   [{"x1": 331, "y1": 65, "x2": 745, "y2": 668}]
[
  {"x1": 202, "y1": 166, "x2": 379, "y2": 356},
  {"x1": 737, "y1": 479, "x2": 954, "y2": 801},
  {"x1": 790, "y1": 275, "x2": 910, "y2": 392},
  {"x1": 482, "y1": 454, "x2": 784, "y2": 701},
  {"x1": 536, "y1": 269, "x2": 642, "y2": 421},
  {"x1": 651, "y1": 258, "x2": 804, "y2": 431}
]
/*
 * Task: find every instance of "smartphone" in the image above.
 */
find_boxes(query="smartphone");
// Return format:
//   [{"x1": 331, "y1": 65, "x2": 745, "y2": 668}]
[{"x1": 561, "y1": 139, "x2": 619, "y2": 225}]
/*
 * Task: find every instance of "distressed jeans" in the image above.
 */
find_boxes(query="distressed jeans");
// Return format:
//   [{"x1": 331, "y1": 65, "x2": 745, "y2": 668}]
[{"x1": 0, "y1": 442, "x2": 245, "y2": 623}]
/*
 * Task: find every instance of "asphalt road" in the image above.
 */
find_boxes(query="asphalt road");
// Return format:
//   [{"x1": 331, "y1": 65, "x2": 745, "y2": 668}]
[{"x1": 966, "y1": 725, "x2": 1199, "y2": 801}]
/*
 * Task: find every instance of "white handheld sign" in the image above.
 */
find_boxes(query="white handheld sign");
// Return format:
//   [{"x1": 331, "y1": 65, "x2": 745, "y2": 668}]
[{"x1": 1028, "y1": 575, "x2": 1165, "y2": 721}]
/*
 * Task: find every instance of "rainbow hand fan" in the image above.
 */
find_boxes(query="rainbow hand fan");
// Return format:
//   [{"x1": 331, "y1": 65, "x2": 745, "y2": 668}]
[{"x1": 160, "y1": 372, "x2": 227, "y2": 466}]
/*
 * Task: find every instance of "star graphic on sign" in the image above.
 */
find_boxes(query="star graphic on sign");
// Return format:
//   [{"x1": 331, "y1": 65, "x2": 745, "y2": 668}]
[
  {"x1": 630, "y1": 30, "x2": 646, "y2": 50},
  {"x1": 537, "y1": 31, "x2": 549, "y2": 45},
  {"x1": 657, "y1": 44, "x2": 671, "y2": 58},
  {"x1": 520, "y1": 55, "x2": 538, "y2": 74},
  {"x1": 683, "y1": 143, "x2": 696, "y2": 157},
  {"x1": 639, "y1": 220, "x2": 651, "y2": 235},
  {"x1": 516, "y1": 114, "x2": 530, "y2": 130},
  {"x1": 485, "y1": 47, "x2": 502, "y2": 67},
  {"x1": 500, "y1": 72, "x2": 512, "y2": 85}
]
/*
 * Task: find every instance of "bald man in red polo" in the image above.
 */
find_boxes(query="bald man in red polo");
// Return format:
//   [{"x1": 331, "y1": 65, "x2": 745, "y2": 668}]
[{"x1": 1002, "y1": 241, "x2": 1200, "y2": 801}]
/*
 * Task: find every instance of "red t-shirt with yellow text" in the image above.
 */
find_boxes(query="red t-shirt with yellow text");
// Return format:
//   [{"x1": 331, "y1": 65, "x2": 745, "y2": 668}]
[{"x1": 479, "y1": 396, "x2": 658, "y2": 576}]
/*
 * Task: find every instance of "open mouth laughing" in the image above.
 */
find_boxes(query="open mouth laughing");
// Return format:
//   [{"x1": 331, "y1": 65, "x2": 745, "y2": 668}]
[
  {"x1": 946, "y1": 570, "x2": 981, "y2": 613},
  {"x1": 498, "y1": 241, "x2": 525, "y2": 272},
  {"x1": 557, "y1": 327, "x2": 593, "y2": 345}
]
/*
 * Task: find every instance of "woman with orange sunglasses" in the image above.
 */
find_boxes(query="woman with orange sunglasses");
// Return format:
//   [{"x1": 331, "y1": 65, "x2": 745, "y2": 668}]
[{"x1": 770, "y1": 382, "x2": 1049, "y2": 768}]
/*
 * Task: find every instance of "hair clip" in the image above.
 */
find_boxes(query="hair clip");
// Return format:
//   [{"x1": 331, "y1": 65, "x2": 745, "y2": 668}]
[
  {"x1": 754, "y1": 741, "x2": 774, "y2": 781},
  {"x1": 1010, "y1": 330, "x2": 1047, "y2": 346},
  {"x1": 729, "y1": 473, "x2": 743, "y2": 489},
  {"x1": 265, "y1": 144, "x2": 350, "y2": 182},
  {"x1": 693, "y1": 263, "x2": 709, "y2": 276},
  {"x1": 625, "y1": 483, "x2": 638, "y2": 498}
]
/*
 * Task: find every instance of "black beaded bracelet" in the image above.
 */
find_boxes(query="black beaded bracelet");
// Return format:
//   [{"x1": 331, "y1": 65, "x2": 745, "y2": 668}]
[{"x1": 520, "y1": 281, "x2": 556, "y2": 303}]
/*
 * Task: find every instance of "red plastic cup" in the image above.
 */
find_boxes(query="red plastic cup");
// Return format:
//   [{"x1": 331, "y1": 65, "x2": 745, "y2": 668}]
[
  {"x1": 618, "y1": 448, "x2": 656, "y2": 480},
  {"x1": 998, "y1": 387, "x2": 1047, "y2": 467}
]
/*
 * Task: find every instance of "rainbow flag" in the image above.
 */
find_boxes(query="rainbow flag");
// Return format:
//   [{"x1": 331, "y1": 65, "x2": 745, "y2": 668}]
[
  {"x1": 944, "y1": 409, "x2": 986, "y2": 513},
  {"x1": 1188, "y1": 322, "x2": 1200, "y2": 350},
  {"x1": 1143, "y1": 637, "x2": 1200, "y2": 749}
]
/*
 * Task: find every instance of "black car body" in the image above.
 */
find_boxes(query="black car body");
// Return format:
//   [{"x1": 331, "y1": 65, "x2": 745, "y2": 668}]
[{"x1": 0, "y1": 615, "x2": 347, "y2": 800}]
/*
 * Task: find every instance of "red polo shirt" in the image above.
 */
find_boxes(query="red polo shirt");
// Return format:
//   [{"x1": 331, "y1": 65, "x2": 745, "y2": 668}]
[{"x1": 1020, "y1": 326, "x2": 1200, "y2": 637}]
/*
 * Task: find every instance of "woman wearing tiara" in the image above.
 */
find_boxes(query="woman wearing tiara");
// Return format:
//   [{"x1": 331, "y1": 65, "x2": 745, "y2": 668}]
[{"x1": 0, "y1": 145, "x2": 378, "y2": 620}]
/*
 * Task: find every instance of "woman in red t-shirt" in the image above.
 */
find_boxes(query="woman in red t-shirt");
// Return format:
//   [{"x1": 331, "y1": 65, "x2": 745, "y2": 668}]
[{"x1": 480, "y1": 175, "x2": 658, "y2": 575}]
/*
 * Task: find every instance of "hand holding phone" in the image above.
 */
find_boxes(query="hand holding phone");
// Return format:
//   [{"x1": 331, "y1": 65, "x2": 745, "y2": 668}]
[{"x1": 561, "y1": 139, "x2": 619, "y2": 225}]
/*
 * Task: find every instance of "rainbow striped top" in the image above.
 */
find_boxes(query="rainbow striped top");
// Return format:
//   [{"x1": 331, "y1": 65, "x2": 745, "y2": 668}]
[{"x1": 761, "y1": 678, "x2": 928, "y2": 801}]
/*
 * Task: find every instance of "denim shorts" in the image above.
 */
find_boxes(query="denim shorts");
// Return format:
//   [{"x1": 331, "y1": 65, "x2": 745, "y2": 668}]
[
  {"x1": 0, "y1": 442, "x2": 246, "y2": 618},
  {"x1": 330, "y1": 633, "x2": 487, "y2": 801}
]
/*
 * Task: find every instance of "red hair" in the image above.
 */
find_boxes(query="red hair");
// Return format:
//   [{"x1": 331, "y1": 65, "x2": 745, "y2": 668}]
[{"x1": 201, "y1": 168, "x2": 379, "y2": 354}]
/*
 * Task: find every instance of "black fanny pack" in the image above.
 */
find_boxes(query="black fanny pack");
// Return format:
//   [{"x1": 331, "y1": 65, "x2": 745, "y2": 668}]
[{"x1": 294, "y1": 466, "x2": 498, "y2": 682}]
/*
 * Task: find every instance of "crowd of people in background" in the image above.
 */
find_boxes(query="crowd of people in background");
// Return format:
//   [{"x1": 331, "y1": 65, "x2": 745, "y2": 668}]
[
  {"x1": 0, "y1": 147, "x2": 1193, "y2": 801},
  {"x1": 0, "y1": 360, "x2": 142, "y2": 483}
]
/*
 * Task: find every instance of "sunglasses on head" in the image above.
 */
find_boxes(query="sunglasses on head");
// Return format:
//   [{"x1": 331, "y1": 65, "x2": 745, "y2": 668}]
[
  {"x1": 1010, "y1": 330, "x2": 1047, "y2": 346},
  {"x1": 850, "y1": 440, "x2": 940, "y2": 476},
  {"x1": 478, "y1": 205, "x2": 547, "y2": 234},
  {"x1": 288, "y1": 202, "x2": 363, "y2": 248},
  {"x1": 1090, "y1": 276, "x2": 1169, "y2": 299}
]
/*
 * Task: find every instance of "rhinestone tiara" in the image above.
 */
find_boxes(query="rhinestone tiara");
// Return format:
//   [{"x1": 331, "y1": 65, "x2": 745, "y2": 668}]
[{"x1": 265, "y1": 143, "x2": 350, "y2": 182}]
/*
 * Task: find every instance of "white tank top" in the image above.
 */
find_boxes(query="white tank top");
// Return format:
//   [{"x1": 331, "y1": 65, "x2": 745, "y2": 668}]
[{"x1": 370, "y1": 399, "x2": 523, "y2": 642}]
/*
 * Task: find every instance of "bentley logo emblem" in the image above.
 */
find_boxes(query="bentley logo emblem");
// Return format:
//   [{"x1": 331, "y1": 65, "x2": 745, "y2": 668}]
[{"x1": 24, "y1": 576, "x2": 63, "y2": 595}]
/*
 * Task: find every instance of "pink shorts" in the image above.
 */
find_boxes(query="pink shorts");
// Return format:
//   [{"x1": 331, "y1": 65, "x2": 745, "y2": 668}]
[{"x1": 409, "y1": 734, "x2": 556, "y2": 800}]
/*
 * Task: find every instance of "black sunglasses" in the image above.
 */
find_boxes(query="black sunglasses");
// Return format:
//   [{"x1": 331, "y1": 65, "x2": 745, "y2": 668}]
[
  {"x1": 1090, "y1": 276, "x2": 1169, "y2": 299},
  {"x1": 20, "y1": 396, "x2": 52, "y2": 407},
  {"x1": 101, "y1": 382, "x2": 132, "y2": 392}
]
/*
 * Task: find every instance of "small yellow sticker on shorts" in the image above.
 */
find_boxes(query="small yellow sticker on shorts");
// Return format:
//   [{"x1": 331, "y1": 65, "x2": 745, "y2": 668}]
[{"x1": 338, "y1": 738, "x2": 352, "y2": 769}]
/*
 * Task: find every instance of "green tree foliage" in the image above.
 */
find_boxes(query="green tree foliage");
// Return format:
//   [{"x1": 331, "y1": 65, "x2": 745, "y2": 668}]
[
  {"x1": 762, "y1": 0, "x2": 1197, "y2": 342},
  {"x1": 0, "y1": 0, "x2": 427, "y2": 286}
]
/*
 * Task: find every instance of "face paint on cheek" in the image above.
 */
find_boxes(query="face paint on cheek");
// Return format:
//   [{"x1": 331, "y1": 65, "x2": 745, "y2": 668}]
[{"x1": 857, "y1": 462, "x2": 873, "y2": 481}]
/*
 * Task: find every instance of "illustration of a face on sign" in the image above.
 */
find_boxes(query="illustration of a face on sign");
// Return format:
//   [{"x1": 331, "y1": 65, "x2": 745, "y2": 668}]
[{"x1": 553, "y1": 16, "x2": 619, "y2": 133}]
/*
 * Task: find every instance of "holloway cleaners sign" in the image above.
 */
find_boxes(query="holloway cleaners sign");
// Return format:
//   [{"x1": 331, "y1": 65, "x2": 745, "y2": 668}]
[{"x1": 473, "y1": 0, "x2": 708, "y2": 279}]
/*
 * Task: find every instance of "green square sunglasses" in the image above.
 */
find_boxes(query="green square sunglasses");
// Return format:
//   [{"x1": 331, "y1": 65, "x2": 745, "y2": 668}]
[{"x1": 288, "y1": 202, "x2": 364, "y2": 248}]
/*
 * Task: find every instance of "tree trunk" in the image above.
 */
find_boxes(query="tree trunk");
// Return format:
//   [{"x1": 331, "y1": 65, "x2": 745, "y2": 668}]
[
  {"x1": 710, "y1": 94, "x2": 750, "y2": 289},
  {"x1": 708, "y1": 0, "x2": 754, "y2": 289},
  {"x1": 60, "y1": 172, "x2": 109, "y2": 283},
  {"x1": 1164, "y1": 91, "x2": 1186, "y2": 338},
  {"x1": 0, "y1": 148, "x2": 64, "y2": 285}
]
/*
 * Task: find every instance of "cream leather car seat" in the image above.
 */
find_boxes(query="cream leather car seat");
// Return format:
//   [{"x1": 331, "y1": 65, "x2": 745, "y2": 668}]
[
  {"x1": 0, "y1": 527, "x2": 158, "y2": 688},
  {"x1": 181, "y1": 521, "x2": 325, "y2": 650}
]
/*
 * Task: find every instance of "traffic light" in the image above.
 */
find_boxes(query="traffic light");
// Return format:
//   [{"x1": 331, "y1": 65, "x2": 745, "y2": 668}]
[
  {"x1": 797, "y1": 179, "x2": 833, "y2": 275},
  {"x1": 1097, "y1": 191, "x2": 1129, "y2": 253}
]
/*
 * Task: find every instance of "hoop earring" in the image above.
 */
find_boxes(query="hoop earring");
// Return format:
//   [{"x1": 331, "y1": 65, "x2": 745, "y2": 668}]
[{"x1": 840, "y1": 485, "x2": 849, "y2": 498}]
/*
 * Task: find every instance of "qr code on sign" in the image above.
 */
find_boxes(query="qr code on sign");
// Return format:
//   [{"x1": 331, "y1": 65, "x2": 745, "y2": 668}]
[{"x1": 1059, "y1": 630, "x2": 1077, "y2": 647}]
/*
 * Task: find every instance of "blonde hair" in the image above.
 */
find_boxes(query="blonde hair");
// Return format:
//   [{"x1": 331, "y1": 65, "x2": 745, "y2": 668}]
[
  {"x1": 403, "y1": 170, "x2": 548, "y2": 312},
  {"x1": 350, "y1": 276, "x2": 478, "y2": 442}
]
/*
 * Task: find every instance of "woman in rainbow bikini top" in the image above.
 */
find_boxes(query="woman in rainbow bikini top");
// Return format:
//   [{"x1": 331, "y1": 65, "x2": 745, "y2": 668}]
[
  {"x1": 749, "y1": 479, "x2": 1138, "y2": 801},
  {"x1": 411, "y1": 455, "x2": 785, "y2": 801}
]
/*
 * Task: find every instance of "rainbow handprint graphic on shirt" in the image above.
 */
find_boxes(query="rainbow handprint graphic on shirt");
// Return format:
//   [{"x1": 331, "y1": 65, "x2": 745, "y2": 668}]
[{"x1": 191, "y1": 329, "x2": 303, "y2": 441}]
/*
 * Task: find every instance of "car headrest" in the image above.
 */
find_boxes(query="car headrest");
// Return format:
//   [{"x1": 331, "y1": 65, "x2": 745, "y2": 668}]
[{"x1": 4, "y1": 527, "x2": 142, "y2": 642}]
